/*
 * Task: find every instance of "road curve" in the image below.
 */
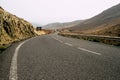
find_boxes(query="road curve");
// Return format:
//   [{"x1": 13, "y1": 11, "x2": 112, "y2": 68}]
[{"x1": 0, "y1": 33, "x2": 120, "y2": 80}]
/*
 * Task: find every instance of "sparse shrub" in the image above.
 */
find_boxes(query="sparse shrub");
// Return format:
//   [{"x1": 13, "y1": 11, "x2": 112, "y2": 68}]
[{"x1": 0, "y1": 45, "x2": 7, "y2": 53}]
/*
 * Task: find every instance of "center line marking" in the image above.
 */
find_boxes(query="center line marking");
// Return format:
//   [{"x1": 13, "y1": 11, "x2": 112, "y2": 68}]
[
  {"x1": 52, "y1": 37, "x2": 58, "y2": 41},
  {"x1": 64, "y1": 43, "x2": 73, "y2": 47},
  {"x1": 9, "y1": 40, "x2": 28, "y2": 80},
  {"x1": 78, "y1": 47, "x2": 102, "y2": 55},
  {"x1": 52, "y1": 37, "x2": 63, "y2": 43},
  {"x1": 58, "y1": 40, "x2": 63, "y2": 43}
]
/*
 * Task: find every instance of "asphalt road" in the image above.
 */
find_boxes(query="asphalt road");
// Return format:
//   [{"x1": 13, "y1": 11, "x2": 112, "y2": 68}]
[{"x1": 0, "y1": 33, "x2": 120, "y2": 80}]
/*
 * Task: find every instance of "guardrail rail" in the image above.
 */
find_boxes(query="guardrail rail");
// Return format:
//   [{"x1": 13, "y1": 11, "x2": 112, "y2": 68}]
[{"x1": 59, "y1": 32, "x2": 120, "y2": 46}]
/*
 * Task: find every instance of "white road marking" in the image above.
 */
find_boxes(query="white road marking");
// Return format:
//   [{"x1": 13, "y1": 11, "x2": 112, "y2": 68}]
[
  {"x1": 52, "y1": 37, "x2": 58, "y2": 41},
  {"x1": 58, "y1": 40, "x2": 63, "y2": 43},
  {"x1": 78, "y1": 47, "x2": 102, "y2": 55},
  {"x1": 55, "y1": 38, "x2": 59, "y2": 41},
  {"x1": 52, "y1": 37, "x2": 63, "y2": 43},
  {"x1": 9, "y1": 40, "x2": 28, "y2": 80},
  {"x1": 64, "y1": 43, "x2": 73, "y2": 47},
  {"x1": 52, "y1": 37, "x2": 72, "y2": 46}
]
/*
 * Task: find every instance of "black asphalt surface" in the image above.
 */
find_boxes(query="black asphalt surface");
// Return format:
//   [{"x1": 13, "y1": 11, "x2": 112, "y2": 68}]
[
  {"x1": 0, "y1": 33, "x2": 120, "y2": 80},
  {"x1": 0, "y1": 42, "x2": 22, "y2": 80}
]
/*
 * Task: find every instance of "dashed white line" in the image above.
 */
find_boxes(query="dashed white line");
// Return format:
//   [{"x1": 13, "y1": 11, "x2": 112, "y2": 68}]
[
  {"x1": 78, "y1": 47, "x2": 102, "y2": 55},
  {"x1": 64, "y1": 43, "x2": 73, "y2": 47},
  {"x1": 52, "y1": 36, "x2": 101, "y2": 55},
  {"x1": 52, "y1": 37, "x2": 58, "y2": 41},
  {"x1": 52, "y1": 37, "x2": 72, "y2": 46},
  {"x1": 53, "y1": 38, "x2": 57, "y2": 41},
  {"x1": 9, "y1": 40, "x2": 28, "y2": 80},
  {"x1": 58, "y1": 40, "x2": 63, "y2": 43},
  {"x1": 52, "y1": 37, "x2": 63, "y2": 43}
]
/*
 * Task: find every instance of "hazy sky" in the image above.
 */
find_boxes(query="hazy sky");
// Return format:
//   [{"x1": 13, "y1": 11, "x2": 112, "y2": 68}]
[{"x1": 0, "y1": 0, "x2": 120, "y2": 25}]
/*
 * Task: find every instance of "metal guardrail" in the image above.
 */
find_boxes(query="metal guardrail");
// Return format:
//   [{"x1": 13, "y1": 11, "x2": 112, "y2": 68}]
[
  {"x1": 59, "y1": 32, "x2": 120, "y2": 46},
  {"x1": 80, "y1": 34, "x2": 120, "y2": 41},
  {"x1": 61, "y1": 33, "x2": 120, "y2": 41}
]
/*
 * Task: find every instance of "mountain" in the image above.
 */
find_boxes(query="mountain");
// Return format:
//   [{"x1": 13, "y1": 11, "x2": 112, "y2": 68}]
[
  {"x1": 0, "y1": 7, "x2": 36, "y2": 45},
  {"x1": 43, "y1": 20, "x2": 84, "y2": 30},
  {"x1": 43, "y1": 22, "x2": 63, "y2": 29},
  {"x1": 68, "y1": 3, "x2": 120, "y2": 37}
]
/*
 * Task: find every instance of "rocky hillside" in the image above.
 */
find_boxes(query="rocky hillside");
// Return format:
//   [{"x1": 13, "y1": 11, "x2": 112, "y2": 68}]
[
  {"x1": 68, "y1": 3, "x2": 120, "y2": 37},
  {"x1": 0, "y1": 7, "x2": 35, "y2": 45},
  {"x1": 90, "y1": 25, "x2": 120, "y2": 37}
]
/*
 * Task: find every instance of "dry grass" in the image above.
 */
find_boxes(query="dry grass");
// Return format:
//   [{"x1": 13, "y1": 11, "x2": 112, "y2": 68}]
[
  {"x1": 34, "y1": 30, "x2": 46, "y2": 35},
  {"x1": 0, "y1": 7, "x2": 36, "y2": 46}
]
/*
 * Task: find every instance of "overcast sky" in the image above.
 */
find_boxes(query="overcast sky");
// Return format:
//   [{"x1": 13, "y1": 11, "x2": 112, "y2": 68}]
[{"x1": 0, "y1": 0, "x2": 120, "y2": 25}]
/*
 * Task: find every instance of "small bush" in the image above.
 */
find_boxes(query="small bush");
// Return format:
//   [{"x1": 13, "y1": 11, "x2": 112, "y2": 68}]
[{"x1": 0, "y1": 45, "x2": 7, "y2": 53}]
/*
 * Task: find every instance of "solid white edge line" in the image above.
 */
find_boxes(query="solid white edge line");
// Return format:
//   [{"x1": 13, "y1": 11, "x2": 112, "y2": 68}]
[
  {"x1": 64, "y1": 43, "x2": 73, "y2": 47},
  {"x1": 78, "y1": 47, "x2": 102, "y2": 55},
  {"x1": 9, "y1": 40, "x2": 28, "y2": 80}
]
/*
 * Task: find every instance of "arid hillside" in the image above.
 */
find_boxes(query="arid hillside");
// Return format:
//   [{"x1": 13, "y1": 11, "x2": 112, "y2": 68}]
[
  {"x1": 92, "y1": 24, "x2": 120, "y2": 37},
  {"x1": 0, "y1": 7, "x2": 35, "y2": 45},
  {"x1": 68, "y1": 3, "x2": 120, "y2": 37}
]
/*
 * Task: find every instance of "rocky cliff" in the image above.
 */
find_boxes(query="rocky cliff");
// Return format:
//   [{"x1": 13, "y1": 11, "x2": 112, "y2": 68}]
[{"x1": 0, "y1": 7, "x2": 35, "y2": 45}]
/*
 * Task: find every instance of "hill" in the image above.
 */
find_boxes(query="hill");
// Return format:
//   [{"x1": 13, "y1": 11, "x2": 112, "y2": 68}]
[
  {"x1": 0, "y1": 7, "x2": 36, "y2": 46},
  {"x1": 43, "y1": 20, "x2": 84, "y2": 30},
  {"x1": 68, "y1": 3, "x2": 120, "y2": 37}
]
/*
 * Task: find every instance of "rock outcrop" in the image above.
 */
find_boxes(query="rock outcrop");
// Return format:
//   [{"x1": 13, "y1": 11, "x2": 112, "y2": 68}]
[{"x1": 0, "y1": 7, "x2": 35, "y2": 45}]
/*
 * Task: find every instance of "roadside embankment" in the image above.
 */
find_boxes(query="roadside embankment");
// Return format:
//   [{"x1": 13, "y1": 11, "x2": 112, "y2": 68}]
[
  {"x1": 0, "y1": 7, "x2": 36, "y2": 52},
  {"x1": 58, "y1": 32, "x2": 120, "y2": 46}
]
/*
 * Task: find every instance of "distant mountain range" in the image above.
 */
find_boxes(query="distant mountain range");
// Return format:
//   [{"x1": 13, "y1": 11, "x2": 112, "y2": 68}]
[
  {"x1": 68, "y1": 3, "x2": 120, "y2": 37},
  {"x1": 43, "y1": 20, "x2": 84, "y2": 29}
]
